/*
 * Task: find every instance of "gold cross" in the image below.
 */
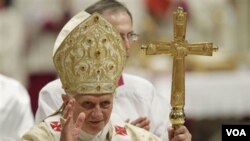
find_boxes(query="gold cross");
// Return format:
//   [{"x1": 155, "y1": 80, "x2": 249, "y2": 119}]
[{"x1": 141, "y1": 7, "x2": 218, "y2": 126}]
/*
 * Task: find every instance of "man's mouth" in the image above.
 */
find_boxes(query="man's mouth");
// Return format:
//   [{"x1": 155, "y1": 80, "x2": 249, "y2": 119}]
[{"x1": 89, "y1": 120, "x2": 102, "y2": 125}]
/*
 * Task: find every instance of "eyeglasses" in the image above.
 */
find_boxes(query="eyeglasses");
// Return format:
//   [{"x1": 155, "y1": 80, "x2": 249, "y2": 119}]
[{"x1": 120, "y1": 32, "x2": 139, "y2": 43}]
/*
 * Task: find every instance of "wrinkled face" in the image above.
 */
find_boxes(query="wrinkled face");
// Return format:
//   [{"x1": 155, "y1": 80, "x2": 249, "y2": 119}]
[
  {"x1": 73, "y1": 94, "x2": 113, "y2": 135},
  {"x1": 102, "y1": 9, "x2": 133, "y2": 59}
]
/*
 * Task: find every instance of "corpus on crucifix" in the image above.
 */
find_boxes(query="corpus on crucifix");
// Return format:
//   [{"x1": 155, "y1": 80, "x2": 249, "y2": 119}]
[{"x1": 141, "y1": 7, "x2": 218, "y2": 127}]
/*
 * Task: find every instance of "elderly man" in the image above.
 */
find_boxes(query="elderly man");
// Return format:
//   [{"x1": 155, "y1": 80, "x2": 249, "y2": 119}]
[
  {"x1": 22, "y1": 10, "x2": 163, "y2": 141},
  {"x1": 34, "y1": 1, "x2": 192, "y2": 141},
  {"x1": 35, "y1": 0, "x2": 169, "y2": 139},
  {"x1": 22, "y1": 6, "x2": 191, "y2": 140}
]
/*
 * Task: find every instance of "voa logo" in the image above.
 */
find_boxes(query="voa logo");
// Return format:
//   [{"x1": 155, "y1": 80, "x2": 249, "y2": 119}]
[{"x1": 226, "y1": 129, "x2": 246, "y2": 136}]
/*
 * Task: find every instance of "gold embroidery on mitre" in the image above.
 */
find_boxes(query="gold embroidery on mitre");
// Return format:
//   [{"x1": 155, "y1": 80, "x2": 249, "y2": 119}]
[{"x1": 53, "y1": 13, "x2": 126, "y2": 96}]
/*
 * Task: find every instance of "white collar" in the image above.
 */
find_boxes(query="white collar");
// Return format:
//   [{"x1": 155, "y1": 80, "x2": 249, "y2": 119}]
[{"x1": 79, "y1": 121, "x2": 111, "y2": 141}]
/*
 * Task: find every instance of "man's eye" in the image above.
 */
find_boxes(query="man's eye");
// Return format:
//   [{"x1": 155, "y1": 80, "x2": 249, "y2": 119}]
[
  {"x1": 100, "y1": 101, "x2": 111, "y2": 108},
  {"x1": 128, "y1": 33, "x2": 139, "y2": 41},
  {"x1": 127, "y1": 32, "x2": 133, "y2": 37},
  {"x1": 81, "y1": 102, "x2": 94, "y2": 109}
]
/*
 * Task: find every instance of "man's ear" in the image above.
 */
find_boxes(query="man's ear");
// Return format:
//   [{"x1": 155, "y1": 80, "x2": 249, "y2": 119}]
[{"x1": 61, "y1": 94, "x2": 69, "y2": 104}]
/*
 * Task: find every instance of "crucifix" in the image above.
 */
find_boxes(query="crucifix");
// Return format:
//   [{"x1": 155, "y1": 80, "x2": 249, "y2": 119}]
[{"x1": 141, "y1": 7, "x2": 218, "y2": 126}]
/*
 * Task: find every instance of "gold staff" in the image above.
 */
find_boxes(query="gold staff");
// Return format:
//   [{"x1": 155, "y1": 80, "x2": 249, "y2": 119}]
[{"x1": 141, "y1": 7, "x2": 218, "y2": 127}]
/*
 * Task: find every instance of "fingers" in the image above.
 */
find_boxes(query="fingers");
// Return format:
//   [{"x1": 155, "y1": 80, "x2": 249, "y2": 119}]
[
  {"x1": 169, "y1": 125, "x2": 192, "y2": 141},
  {"x1": 60, "y1": 100, "x2": 83, "y2": 141},
  {"x1": 61, "y1": 111, "x2": 73, "y2": 137},
  {"x1": 63, "y1": 99, "x2": 76, "y2": 119},
  {"x1": 130, "y1": 117, "x2": 146, "y2": 125},
  {"x1": 64, "y1": 112, "x2": 73, "y2": 126},
  {"x1": 138, "y1": 118, "x2": 150, "y2": 130},
  {"x1": 125, "y1": 119, "x2": 130, "y2": 123},
  {"x1": 62, "y1": 101, "x2": 75, "y2": 129},
  {"x1": 75, "y1": 112, "x2": 85, "y2": 129},
  {"x1": 168, "y1": 127, "x2": 174, "y2": 141},
  {"x1": 174, "y1": 126, "x2": 190, "y2": 136},
  {"x1": 174, "y1": 126, "x2": 184, "y2": 135},
  {"x1": 71, "y1": 112, "x2": 85, "y2": 138},
  {"x1": 143, "y1": 125, "x2": 150, "y2": 131},
  {"x1": 130, "y1": 117, "x2": 150, "y2": 131}
]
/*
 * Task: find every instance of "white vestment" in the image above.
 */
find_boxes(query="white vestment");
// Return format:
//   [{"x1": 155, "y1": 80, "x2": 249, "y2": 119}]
[
  {"x1": 35, "y1": 73, "x2": 170, "y2": 140},
  {"x1": 0, "y1": 7, "x2": 28, "y2": 86},
  {"x1": 0, "y1": 74, "x2": 34, "y2": 141},
  {"x1": 23, "y1": 113, "x2": 161, "y2": 141}
]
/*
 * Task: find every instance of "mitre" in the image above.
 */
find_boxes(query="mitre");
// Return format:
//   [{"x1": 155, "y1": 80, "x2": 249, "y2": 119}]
[{"x1": 53, "y1": 10, "x2": 126, "y2": 97}]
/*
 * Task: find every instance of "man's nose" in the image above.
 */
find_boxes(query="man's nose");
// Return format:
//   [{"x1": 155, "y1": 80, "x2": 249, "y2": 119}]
[
  {"x1": 123, "y1": 37, "x2": 131, "y2": 55},
  {"x1": 91, "y1": 107, "x2": 103, "y2": 118}
]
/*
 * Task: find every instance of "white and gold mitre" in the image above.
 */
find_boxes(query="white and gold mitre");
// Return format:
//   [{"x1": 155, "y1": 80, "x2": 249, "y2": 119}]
[{"x1": 53, "y1": 11, "x2": 126, "y2": 97}]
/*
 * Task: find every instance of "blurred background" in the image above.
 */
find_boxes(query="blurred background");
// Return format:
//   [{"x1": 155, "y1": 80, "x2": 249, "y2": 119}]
[{"x1": 0, "y1": 0, "x2": 249, "y2": 140}]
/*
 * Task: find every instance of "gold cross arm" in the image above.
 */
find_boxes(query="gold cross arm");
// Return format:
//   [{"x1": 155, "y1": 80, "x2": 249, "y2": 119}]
[
  {"x1": 187, "y1": 43, "x2": 218, "y2": 56},
  {"x1": 141, "y1": 7, "x2": 218, "y2": 127},
  {"x1": 141, "y1": 42, "x2": 217, "y2": 56},
  {"x1": 141, "y1": 42, "x2": 172, "y2": 55}
]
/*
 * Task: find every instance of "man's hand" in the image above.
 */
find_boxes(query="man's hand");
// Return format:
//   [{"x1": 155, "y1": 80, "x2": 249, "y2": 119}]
[
  {"x1": 168, "y1": 125, "x2": 192, "y2": 141},
  {"x1": 127, "y1": 117, "x2": 150, "y2": 131},
  {"x1": 60, "y1": 99, "x2": 85, "y2": 141}
]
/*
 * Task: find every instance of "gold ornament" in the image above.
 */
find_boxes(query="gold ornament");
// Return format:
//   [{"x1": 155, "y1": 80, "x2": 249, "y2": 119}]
[
  {"x1": 53, "y1": 13, "x2": 126, "y2": 97},
  {"x1": 141, "y1": 7, "x2": 218, "y2": 126}
]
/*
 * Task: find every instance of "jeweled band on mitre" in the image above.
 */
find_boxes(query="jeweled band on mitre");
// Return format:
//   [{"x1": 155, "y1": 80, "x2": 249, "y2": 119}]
[{"x1": 53, "y1": 12, "x2": 126, "y2": 97}]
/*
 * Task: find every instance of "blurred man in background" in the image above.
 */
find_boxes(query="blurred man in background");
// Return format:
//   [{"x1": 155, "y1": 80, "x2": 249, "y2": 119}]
[{"x1": 0, "y1": 73, "x2": 34, "y2": 141}]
